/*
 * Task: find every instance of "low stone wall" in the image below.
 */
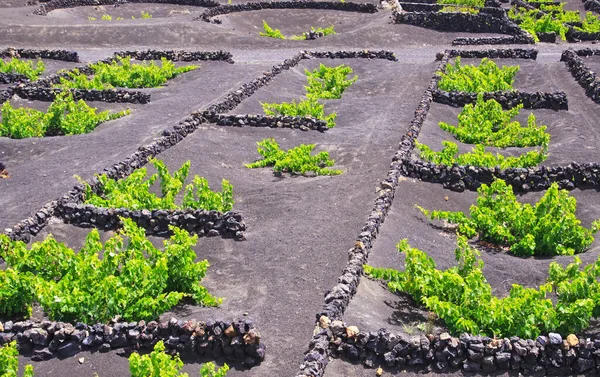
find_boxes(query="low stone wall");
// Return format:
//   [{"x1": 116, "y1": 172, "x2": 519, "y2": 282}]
[
  {"x1": 196, "y1": 1, "x2": 378, "y2": 22},
  {"x1": 203, "y1": 113, "x2": 330, "y2": 132},
  {"x1": 0, "y1": 48, "x2": 79, "y2": 62},
  {"x1": 55, "y1": 202, "x2": 246, "y2": 240},
  {"x1": 113, "y1": 49, "x2": 234, "y2": 63},
  {"x1": 561, "y1": 49, "x2": 600, "y2": 105},
  {"x1": 585, "y1": 0, "x2": 600, "y2": 13},
  {"x1": 12, "y1": 86, "x2": 151, "y2": 104},
  {"x1": 401, "y1": 160, "x2": 600, "y2": 192},
  {"x1": 328, "y1": 321, "x2": 599, "y2": 375},
  {"x1": 444, "y1": 47, "x2": 537, "y2": 59},
  {"x1": 0, "y1": 89, "x2": 13, "y2": 104},
  {"x1": 296, "y1": 51, "x2": 449, "y2": 377},
  {"x1": 0, "y1": 318, "x2": 265, "y2": 366},
  {"x1": 432, "y1": 90, "x2": 568, "y2": 110},
  {"x1": 452, "y1": 35, "x2": 535, "y2": 45},
  {"x1": 393, "y1": 11, "x2": 523, "y2": 35},
  {"x1": 0, "y1": 73, "x2": 28, "y2": 84},
  {"x1": 566, "y1": 28, "x2": 600, "y2": 42},
  {"x1": 35, "y1": 0, "x2": 220, "y2": 15}
]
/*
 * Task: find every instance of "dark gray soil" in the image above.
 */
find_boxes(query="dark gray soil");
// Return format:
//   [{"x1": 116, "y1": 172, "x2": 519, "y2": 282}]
[{"x1": 3, "y1": 1, "x2": 600, "y2": 376}]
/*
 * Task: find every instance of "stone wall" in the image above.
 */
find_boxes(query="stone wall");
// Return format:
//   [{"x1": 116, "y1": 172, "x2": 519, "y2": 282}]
[
  {"x1": 12, "y1": 86, "x2": 151, "y2": 104},
  {"x1": 203, "y1": 113, "x2": 330, "y2": 132},
  {"x1": 561, "y1": 49, "x2": 600, "y2": 104},
  {"x1": 0, "y1": 318, "x2": 265, "y2": 366},
  {"x1": 35, "y1": 0, "x2": 220, "y2": 15},
  {"x1": 55, "y1": 202, "x2": 246, "y2": 240},
  {"x1": 327, "y1": 321, "x2": 599, "y2": 375},
  {"x1": 196, "y1": 1, "x2": 378, "y2": 22},
  {"x1": 393, "y1": 11, "x2": 523, "y2": 35},
  {"x1": 0, "y1": 48, "x2": 79, "y2": 62}
]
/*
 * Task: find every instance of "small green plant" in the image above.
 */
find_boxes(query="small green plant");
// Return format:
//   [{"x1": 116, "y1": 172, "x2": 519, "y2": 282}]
[
  {"x1": 439, "y1": 95, "x2": 550, "y2": 148},
  {"x1": 439, "y1": 5, "x2": 480, "y2": 13},
  {"x1": 438, "y1": 57, "x2": 519, "y2": 92},
  {"x1": 101, "y1": 14, "x2": 112, "y2": 20},
  {"x1": 417, "y1": 179, "x2": 600, "y2": 257},
  {"x1": 261, "y1": 21, "x2": 336, "y2": 40},
  {"x1": 305, "y1": 63, "x2": 357, "y2": 100},
  {"x1": 0, "y1": 92, "x2": 129, "y2": 139},
  {"x1": 0, "y1": 219, "x2": 221, "y2": 322},
  {"x1": 129, "y1": 341, "x2": 229, "y2": 377},
  {"x1": 55, "y1": 56, "x2": 198, "y2": 89},
  {"x1": 262, "y1": 98, "x2": 337, "y2": 128},
  {"x1": 259, "y1": 20, "x2": 286, "y2": 39},
  {"x1": 88, "y1": 16, "x2": 97, "y2": 20},
  {"x1": 437, "y1": 0, "x2": 483, "y2": 6},
  {"x1": 0, "y1": 57, "x2": 45, "y2": 81},
  {"x1": 0, "y1": 341, "x2": 34, "y2": 377},
  {"x1": 141, "y1": 11, "x2": 152, "y2": 19},
  {"x1": 576, "y1": 11, "x2": 600, "y2": 33},
  {"x1": 415, "y1": 140, "x2": 548, "y2": 168},
  {"x1": 365, "y1": 234, "x2": 600, "y2": 338},
  {"x1": 81, "y1": 158, "x2": 234, "y2": 212},
  {"x1": 508, "y1": 7, "x2": 573, "y2": 41},
  {"x1": 56, "y1": 68, "x2": 113, "y2": 90},
  {"x1": 246, "y1": 138, "x2": 342, "y2": 176}
]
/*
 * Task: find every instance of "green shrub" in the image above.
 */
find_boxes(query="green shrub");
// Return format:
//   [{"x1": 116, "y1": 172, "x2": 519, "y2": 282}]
[
  {"x1": 0, "y1": 57, "x2": 45, "y2": 81},
  {"x1": 438, "y1": 57, "x2": 519, "y2": 92},
  {"x1": 56, "y1": 56, "x2": 197, "y2": 89},
  {"x1": 0, "y1": 218, "x2": 220, "y2": 323},
  {"x1": 259, "y1": 20, "x2": 286, "y2": 39},
  {"x1": 129, "y1": 341, "x2": 229, "y2": 377},
  {"x1": 508, "y1": 6, "x2": 574, "y2": 41},
  {"x1": 141, "y1": 11, "x2": 152, "y2": 19},
  {"x1": 0, "y1": 342, "x2": 34, "y2": 377},
  {"x1": 0, "y1": 92, "x2": 129, "y2": 139},
  {"x1": 417, "y1": 179, "x2": 600, "y2": 257},
  {"x1": 246, "y1": 138, "x2": 342, "y2": 176},
  {"x1": 439, "y1": 5, "x2": 480, "y2": 13},
  {"x1": 437, "y1": 0, "x2": 483, "y2": 6},
  {"x1": 576, "y1": 11, "x2": 600, "y2": 32},
  {"x1": 415, "y1": 140, "x2": 547, "y2": 168},
  {"x1": 56, "y1": 68, "x2": 113, "y2": 90},
  {"x1": 366, "y1": 234, "x2": 600, "y2": 338},
  {"x1": 262, "y1": 98, "x2": 337, "y2": 128},
  {"x1": 439, "y1": 94, "x2": 549, "y2": 148},
  {"x1": 81, "y1": 158, "x2": 234, "y2": 212},
  {"x1": 305, "y1": 63, "x2": 357, "y2": 100},
  {"x1": 0, "y1": 268, "x2": 35, "y2": 318}
]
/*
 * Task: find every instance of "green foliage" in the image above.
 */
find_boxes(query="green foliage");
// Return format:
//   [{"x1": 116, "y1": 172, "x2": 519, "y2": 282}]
[
  {"x1": 129, "y1": 341, "x2": 229, "y2": 377},
  {"x1": 415, "y1": 140, "x2": 548, "y2": 168},
  {"x1": 261, "y1": 21, "x2": 336, "y2": 39},
  {"x1": 439, "y1": 5, "x2": 480, "y2": 13},
  {"x1": 417, "y1": 180, "x2": 600, "y2": 257},
  {"x1": 56, "y1": 56, "x2": 198, "y2": 89},
  {"x1": 508, "y1": 6, "x2": 575, "y2": 41},
  {"x1": 82, "y1": 158, "x2": 234, "y2": 212},
  {"x1": 0, "y1": 218, "x2": 220, "y2": 323},
  {"x1": 576, "y1": 12, "x2": 600, "y2": 33},
  {"x1": 141, "y1": 11, "x2": 152, "y2": 19},
  {"x1": 304, "y1": 64, "x2": 357, "y2": 100},
  {"x1": 0, "y1": 342, "x2": 34, "y2": 377},
  {"x1": 262, "y1": 98, "x2": 337, "y2": 128},
  {"x1": 366, "y1": 235, "x2": 600, "y2": 338},
  {"x1": 0, "y1": 57, "x2": 45, "y2": 81},
  {"x1": 439, "y1": 95, "x2": 549, "y2": 148},
  {"x1": 438, "y1": 57, "x2": 519, "y2": 92},
  {"x1": 246, "y1": 138, "x2": 342, "y2": 176},
  {"x1": 102, "y1": 14, "x2": 112, "y2": 20},
  {"x1": 0, "y1": 92, "x2": 129, "y2": 139},
  {"x1": 56, "y1": 68, "x2": 113, "y2": 90},
  {"x1": 437, "y1": 0, "x2": 483, "y2": 6},
  {"x1": 259, "y1": 20, "x2": 286, "y2": 39}
]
